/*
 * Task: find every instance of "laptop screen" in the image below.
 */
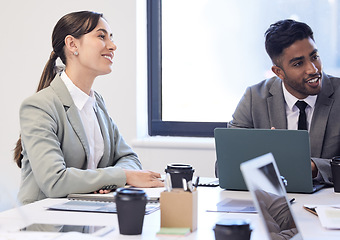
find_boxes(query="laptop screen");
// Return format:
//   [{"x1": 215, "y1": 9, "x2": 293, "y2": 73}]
[{"x1": 241, "y1": 153, "x2": 303, "y2": 240}]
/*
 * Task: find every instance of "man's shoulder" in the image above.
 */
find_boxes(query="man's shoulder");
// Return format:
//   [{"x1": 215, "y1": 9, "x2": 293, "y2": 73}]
[
  {"x1": 325, "y1": 74, "x2": 340, "y2": 85},
  {"x1": 321, "y1": 73, "x2": 340, "y2": 97},
  {"x1": 249, "y1": 76, "x2": 281, "y2": 89},
  {"x1": 246, "y1": 76, "x2": 282, "y2": 98}
]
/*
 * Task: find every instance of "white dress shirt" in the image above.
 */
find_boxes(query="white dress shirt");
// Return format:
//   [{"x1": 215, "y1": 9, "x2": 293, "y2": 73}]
[
  {"x1": 60, "y1": 71, "x2": 104, "y2": 169},
  {"x1": 282, "y1": 82, "x2": 317, "y2": 131}
]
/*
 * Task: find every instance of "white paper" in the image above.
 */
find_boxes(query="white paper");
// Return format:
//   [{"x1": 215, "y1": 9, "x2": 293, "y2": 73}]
[{"x1": 315, "y1": 205, "x2": 340, "y2": 229}]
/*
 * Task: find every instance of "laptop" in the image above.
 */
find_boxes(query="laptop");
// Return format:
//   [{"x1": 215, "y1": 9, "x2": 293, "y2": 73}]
[
  {"x1": 214, "y1": 128, "x2": 324, "y2": 193},
  {"x1": 240, "y1": 153, "x2": 303, "y2": 240}
]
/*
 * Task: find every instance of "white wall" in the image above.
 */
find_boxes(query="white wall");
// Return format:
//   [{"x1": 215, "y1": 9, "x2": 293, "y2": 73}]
[{"x1": 0, "y1": 0, "x2": 216, "y2": 211}]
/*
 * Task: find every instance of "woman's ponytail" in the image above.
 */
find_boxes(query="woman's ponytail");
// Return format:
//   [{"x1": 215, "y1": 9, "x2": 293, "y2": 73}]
[
  {"x1": 37, "y1": 51, "x2": 59, "y2": 92},
  {"x1": 14, "y1": 137, "x2": 23, "y2": 168}
]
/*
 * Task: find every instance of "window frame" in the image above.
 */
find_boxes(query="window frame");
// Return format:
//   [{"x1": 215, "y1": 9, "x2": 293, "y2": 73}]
[{"x1": 147, "y1": 0, "x2": 227, "y2": 137}]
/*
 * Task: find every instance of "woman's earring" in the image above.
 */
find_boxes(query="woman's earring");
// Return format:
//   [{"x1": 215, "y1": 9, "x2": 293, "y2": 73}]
[{"x1": 74, "y1": 51, "x2": 79, "y2": 56}]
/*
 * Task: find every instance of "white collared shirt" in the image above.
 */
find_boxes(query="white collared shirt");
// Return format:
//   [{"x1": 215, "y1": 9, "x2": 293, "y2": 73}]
[
  {"x1": 282, "y1": 82, "x2": 317, "y2": 131},
  {"x1": 60, "y1": 71, "x2": 104, "y2": 169}
]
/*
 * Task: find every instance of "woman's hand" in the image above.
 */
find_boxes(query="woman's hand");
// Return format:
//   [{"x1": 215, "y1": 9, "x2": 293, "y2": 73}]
[
  {"x1": 94, "y1": 189, "x2": 112, "y2": 194},
  {"x1": 123, "y1": 169, "x2": 164, "y2": 188},
  {"x1": 94, "y1": 184, "x2": 118, "y2": 194}
]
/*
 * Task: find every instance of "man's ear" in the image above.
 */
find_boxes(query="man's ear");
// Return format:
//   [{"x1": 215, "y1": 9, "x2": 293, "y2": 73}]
[
  {"x1": 272, "y1": 65, "x2": 285, "y2": 80},
  {"x1": 64, "y1": 35, "x2": 78, "y2": 55}
]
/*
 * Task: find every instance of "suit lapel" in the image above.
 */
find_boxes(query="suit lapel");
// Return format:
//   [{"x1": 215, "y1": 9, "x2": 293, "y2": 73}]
[
  {"x1": 50, "y1": 75, "x2": 91, "y2": 162},
  {"x1": 94, "y1": 100, "x2": 110, "y2": 167},
  {"x1": 66, "y1": 106, "x2": 91, "y2": 161},
  {"x1": 309, "y1": 74, "x2": 334, "y2": 157},
  {"x1": 267, "y1": 78, "x2": 287, "y2": 129}
]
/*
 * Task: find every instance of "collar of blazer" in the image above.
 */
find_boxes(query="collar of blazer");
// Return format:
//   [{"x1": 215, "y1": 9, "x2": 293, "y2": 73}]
[
  {"x1": 309, "y1": 73, "x2": 335, "y2": 157},
  {"x1": 49, "y1": 74, "x2": 111, "y2": 166},
  {"x1": 50, "y1": 74, "x2": 74, "y2": 108},
  {"x1": 49, "y1": 74, "x2": 92, "y2": 162},
  {"x1": 267, "y1": 77, "x2": 287, "y2": 129}
]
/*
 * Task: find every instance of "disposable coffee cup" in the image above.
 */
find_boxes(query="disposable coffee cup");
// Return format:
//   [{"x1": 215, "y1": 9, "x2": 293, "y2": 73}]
[
  {"x1": 331, "y1": 156, "x2": 340, "y2": 193},
  {"x1": 165, "y1": 163, "x2": 195, "y2": 188},
  {"x1": 213, "y1": 219, "x2": 252, "y2": 240},
  {"x1": 115, "y1": 188, "x2": 147, "y2": 235}
]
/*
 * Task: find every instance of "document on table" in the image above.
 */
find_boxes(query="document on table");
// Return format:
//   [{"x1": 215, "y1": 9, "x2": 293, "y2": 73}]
[
  {"x1": 315, "y1": 205, "x2": 340, "y2": 229},
  {"x1": 207, "y1": 198, "x2": 257, "y2": 213}
]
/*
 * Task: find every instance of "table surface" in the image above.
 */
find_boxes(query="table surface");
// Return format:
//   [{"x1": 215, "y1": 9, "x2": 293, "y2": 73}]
[{"x1": 0, "y1": 186, "x2": 340, "y2": 239}]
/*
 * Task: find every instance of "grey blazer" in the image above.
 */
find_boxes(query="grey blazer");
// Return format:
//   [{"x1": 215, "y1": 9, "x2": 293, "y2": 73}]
[
  {"x1": 18, "y1": 75, "x2": 142, "y2": 204},
  {"x1": 229, "y1": 73, "x2": 340, "y2": 184}
]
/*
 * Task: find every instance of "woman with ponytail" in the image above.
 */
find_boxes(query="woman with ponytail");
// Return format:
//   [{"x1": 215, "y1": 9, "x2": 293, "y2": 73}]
[{"x1": 15, "y1": 11, "x2": 163, "y2": 205}]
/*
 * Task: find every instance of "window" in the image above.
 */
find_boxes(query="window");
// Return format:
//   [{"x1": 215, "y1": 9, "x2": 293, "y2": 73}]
[{"x1": 147, "y1": 0, "x2": 340, "y2": 137}]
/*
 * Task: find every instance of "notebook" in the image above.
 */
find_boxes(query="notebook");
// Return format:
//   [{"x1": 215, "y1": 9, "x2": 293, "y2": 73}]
[
  {"x1": 67, "y1": 187, "x2": 165, "y2": 203},
  {"x1": 48, "y1": 200, "x2": 160, "y2": 215},
  {"x1": 215, "y1": 128, "x2": 324, "y2": 193},
  {"x1": 240, "y1": 153, "x2": 303, "y2": 240}
]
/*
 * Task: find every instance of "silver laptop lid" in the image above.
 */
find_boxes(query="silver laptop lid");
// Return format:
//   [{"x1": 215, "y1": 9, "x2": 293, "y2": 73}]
[{"x1": 241, "y1": 153, "x2": 303, "y2": 240}]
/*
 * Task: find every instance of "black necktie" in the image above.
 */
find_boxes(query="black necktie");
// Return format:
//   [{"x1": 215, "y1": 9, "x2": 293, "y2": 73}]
[{"x1": 295, "y1": 101, "x2": 308, "y2": 130}]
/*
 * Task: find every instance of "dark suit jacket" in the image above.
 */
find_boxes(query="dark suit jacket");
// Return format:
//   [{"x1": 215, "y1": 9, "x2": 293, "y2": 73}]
[
  {"x1": 18, "y1": 75, "x2": 142, "y2": 204},
  {"x1": 229, "y1": 73, "x2": 340, "y2": 184}
]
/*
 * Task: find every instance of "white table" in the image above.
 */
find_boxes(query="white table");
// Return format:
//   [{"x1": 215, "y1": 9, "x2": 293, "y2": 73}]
[{"x1": 0, "y1": 187, "x2": 339, "y2": 239}]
